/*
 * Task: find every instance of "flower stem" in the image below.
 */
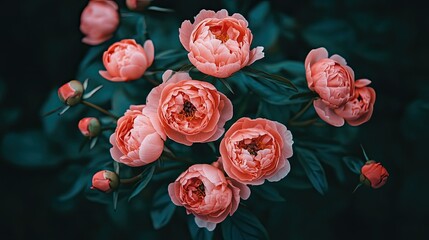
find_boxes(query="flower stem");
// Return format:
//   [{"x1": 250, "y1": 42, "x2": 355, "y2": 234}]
[
  {"x1": 290, "y1": 99, "x2": 314, "y2": 122},
  {"x1": 120, "y1": 174, "x2": 142, "y2": 185},
  {"x1": 352, "y1": 183, "x2": 363, "y2": 193},
  {"x1": 81, "y1": 100, "x2": 119, "y2": 120}
]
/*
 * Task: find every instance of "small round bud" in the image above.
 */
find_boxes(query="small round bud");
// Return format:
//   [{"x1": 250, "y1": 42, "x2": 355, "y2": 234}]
[
  {"x1": 58, "y1": 80, "x2": 84, "y2": 106},
  {"x1": 91, "y1": 170, "x2": 119, "y2": 193},
  {"x1": 126, "y1": 0, "x2": 151, "y2": 11},
  {"x1": 78, "y1": 117, "x2": 101, "y2": 137},
  {"x1": 359, "y1": 160, "x2": 389, "y2": 189}
]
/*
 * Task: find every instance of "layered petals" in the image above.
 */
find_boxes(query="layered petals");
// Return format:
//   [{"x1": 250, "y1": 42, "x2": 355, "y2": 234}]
[
  {"x1": 100, "y1": 39, "x2": 154, "y2": 82},
  {"x1": 219, "y1": 117, "x2": 293, "y2": 185},
  {"x1": 179, "y1": 9, "x2": 264, "y2": 78},
  {"x1": 168, "y1": 164, "x2": 250, "y2": 231}
]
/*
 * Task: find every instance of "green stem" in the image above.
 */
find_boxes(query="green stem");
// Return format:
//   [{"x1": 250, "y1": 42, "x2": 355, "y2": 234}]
[
  {"x1": 290, "y1": 99, "x2": 314, "y2": 122},
  {"x1": 352, "y1": 183, "x2": 363, "y2": 193},
  {"x1": 120, "y1": 174, "x2": 142, "y2": 185},
  {"x1": 81, "y1": 100, "x2": 119, "y2": 120}
]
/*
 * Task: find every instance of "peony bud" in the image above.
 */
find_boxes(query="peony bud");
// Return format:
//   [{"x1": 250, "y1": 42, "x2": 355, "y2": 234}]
[
  {"x1": 126, "y1": 0, "x2": 151, "y2": 11},
  {"x1": 78, "y1": 117, "x2": 101, "y2": 137},
  {"x1": 58, "y1": 80, "x2": 84, "y2": 106},
  {"x1": 91, "y1": 170, "x2": 119, "y2": 193},
  {"x1": 359, "y1": 160, "x2": 389, "y2": 189}
]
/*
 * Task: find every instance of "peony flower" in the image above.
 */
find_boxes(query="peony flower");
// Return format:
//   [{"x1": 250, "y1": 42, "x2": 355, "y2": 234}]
[
  {"x1": 91, "y1": 170, "x2": 119, "y2": 193},
  {"x1": 360, "y1": 160, "x2": 389, "y2": 189},
  {"x1": 78, "y1": 117, "x2": 101, "y2": 137},
  {"x1": 144, "y1": 70, "x2": 233, "y2": 146},
  {"x1": 179, "y1": 9, "x2": 264, "y2": 78},
  {"x1": 335, "y1": 79, "x2": 376, "y2": 126},
  {"x1": 58, "y1": 80, "x2": 84, "y2": 106},
  {"x1": 80, "y1": 0, "x2": 119, "y2": 45},
  {"x1": 219, "y1": 117, "x2": 293, "y2": 185},
  {"x1": 99, "y1": 39, "x2": 154, "y2": 82},
  {"x1": 168, "y1": 164, "x2": 250, "y2": 231},
  {"x1": 110, "y1": 105, "x2": 165, "y2": 167},
  {"x1": 305, "y1": 47, "x2": 355, "y2": 127}
]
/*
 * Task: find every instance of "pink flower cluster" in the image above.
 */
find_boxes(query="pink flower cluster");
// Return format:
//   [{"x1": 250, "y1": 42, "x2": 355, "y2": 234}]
[{"x1": 305, "y1": 47, "x2": 376, "y2": 127}]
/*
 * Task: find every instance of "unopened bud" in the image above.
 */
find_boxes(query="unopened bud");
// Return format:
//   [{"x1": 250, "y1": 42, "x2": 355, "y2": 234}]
[
  {"x1": 91, "y1": 170, "x2": 119, "y2": 193},
  {"x1": 58, "y1": 80, "x2": 84, "y2": 106},
  {"x1": 78, "y1": 117, "x2": 101, "y2": 137},
  {"x1": 359, "y1": 160, "x2": 389, "y2": 189}
]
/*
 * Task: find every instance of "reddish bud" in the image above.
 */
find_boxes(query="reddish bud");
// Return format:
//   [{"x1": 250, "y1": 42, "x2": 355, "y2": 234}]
[
  {"x1": 58, "y1": 80, "x2": 84, "y2": 106},
  {"x1": 359, "y1": 160, "x2": 389, "y2": 189},
  {"x1": 91, "y1": 170, "x2": 119, "y2": 193},
  {"x1": 78, "y1": 117, "x2": 101, "y2": 137}
]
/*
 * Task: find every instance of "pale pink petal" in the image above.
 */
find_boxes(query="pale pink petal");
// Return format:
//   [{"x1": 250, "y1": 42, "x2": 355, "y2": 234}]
[
  {"x1": 109, "y1": 134, "x2": 123, "y2": 161},
  {"x1": 193, "y1": 9, "x2": 217, "y2": 25},
  {"x1": 195, "y1": 217, "x2": 217, "y2": 231},
  {"x1": 168, "y1": 183, "x2": 182, "y2": 206},
  {"x1": 143, "y1": 39, "x2": 155, "y2": 66},
  {"x1": 228, "y1": 178, "x2": 251, "y2": 200},
  {"x1": 330, "y1": 54, "x2": 347, "y2": 65},
  {"x1": 138, "y1": 132, "x2": 164, "y2": 165},
  {"x1": 247, "y1": 46, "x2": 264, "y2": 65},
  {"x1": 355, "y1": 79, "x2": 372, "y2": 88},
  {"x1": 119, "y1": 65, "x2": 145, "y2": 81},
  {"x1": 179, "y1": 20, "x2": 193, "y2": 51},
  {"x1": 99, "y1": 70, "x2": 123, "y2": 82},
  {"x1": 267, "y1": 160, "x2": 290, "y2": 182},
  {"x1": 313, "y1": 99, "x2": 345, "y2": 127}
]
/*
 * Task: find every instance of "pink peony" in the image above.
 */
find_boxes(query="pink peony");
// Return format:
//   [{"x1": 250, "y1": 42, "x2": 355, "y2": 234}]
[
  {"x1": 219, "y1": 117, "x2": 293, "y2": 185},
  {"x1": 168, "y1": 164, "x2": 250, "y2": 231},
  {"x1": 110, "y1": 105, "x2": 165, "y2": 167},
  {"x1": 99, "y1": 39, "x2": 154, "y2": 82},
  {"x1": 78, "y1": 117, "x2": 101, "y2": 137},
  {"x1": 80, "y1": 0, "x2": 119, "y2": 45},
  {"x1": 305, "y1": 47, "x2": 355, "y2": 126},
  {"x1": 144, "y1": 70, "x2": 233, "y2": 146},
  {"x1": 360, "y1": 160, "x2": 389, "y2": 189},
  {"x1": 91, "y1": 170, "x2": 119, "y2": 193},
  {"x1": 335, "y1": 79, "x2": 376, "y2": 126},
  {"x1": 57, "y1": 80, "x2": 84, "y2": 106},
  {"x1": 179, "y1": 9, "x2": 264, "y2": 78}
]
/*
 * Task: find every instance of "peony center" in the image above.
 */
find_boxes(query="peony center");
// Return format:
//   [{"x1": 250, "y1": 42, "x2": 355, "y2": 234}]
[
  {"x1": 237, "y1": 136, "x2": 270, "y2": 156},
  {"x1": 181, "y1": 100, "x2": 197, "y2": 118}
]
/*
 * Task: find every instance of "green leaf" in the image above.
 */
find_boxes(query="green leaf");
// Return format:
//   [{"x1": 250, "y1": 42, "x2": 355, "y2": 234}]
[
  {"x1": 128, "y1": 165, "x2": 156, "y2": 201},
  {"x1": 343, "y1": 156, "x2": 364, "y2": 175},
  {"x1": 252, "y1": 185, "x2": 285, "y2": 202},
  {"x1": 221, "y1": 208, "x2": 269, "y2": 240},
  {"x1": 242, "y1": 67, "x2": 297, "y2": 91},
  {"x1": 218, "y1": 77, "x2": 235, "y2": 94},
  {"x1": 290, "y1": 91, "x2": 318, "y2": 100},
  {"x1": 111, "y1": 87, "x2": 137, "y2": 116},
  {"x1": 187, "y1": 215, "x2": 214, "y2": 240},
  {"x1": 296, "y1": 147, "x2": 328, "y2": 195},
  {"x1": 150, "y1": 185, "x2": 176, "y2": 229}
]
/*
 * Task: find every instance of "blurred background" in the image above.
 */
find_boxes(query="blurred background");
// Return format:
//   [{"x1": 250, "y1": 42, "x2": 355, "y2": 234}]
[{"x1": 1, "y1": 0, "x2": 428, "y2": 239}]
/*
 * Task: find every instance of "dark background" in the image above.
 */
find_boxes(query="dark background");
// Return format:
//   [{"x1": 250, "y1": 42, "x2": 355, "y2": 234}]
[{"x1": 1, "y1": 0, "x2": 428, "y2": 239}]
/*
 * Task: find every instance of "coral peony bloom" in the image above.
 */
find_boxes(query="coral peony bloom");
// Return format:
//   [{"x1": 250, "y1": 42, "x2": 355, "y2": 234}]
[
  {"x1": 144, "y1": 70, "x2": 233, "y2": 146},
  {"x1": 179, "y1": 9, "x2": 264, "y2": 78},
  {"x1": 91, "y1": 170, "x2": 119, "y2": 193},
  {"x1": 78, "y1": 117, "x2": 101, "y2": 137},
  {"x1": 335, "y1": 79, "x2": 376, "y2": 126},
  {"x1": 219, "y1": 117, "x2": 293, "y2": 185},
  {"x1": 110, "y1": 105, "x2": 165, "y2": 167},
  {"x1": 80, "y1": 0, "x2": 119, "y2": 45},
  {"x1": 360, "y1": 160, "x2": 389, "y2": 189},
  {"x1": 99, "y1": 39, "x2": 154, "y2": 82},
  {"x1": 168, "y1": 164, "x2": 250, "y2": 231},
  {"x1": 305, "y1": 47, "x2": 355, "y2": 126},
  {"x1": 58, "y1": 80, "x2": 84, "y2": 106}
]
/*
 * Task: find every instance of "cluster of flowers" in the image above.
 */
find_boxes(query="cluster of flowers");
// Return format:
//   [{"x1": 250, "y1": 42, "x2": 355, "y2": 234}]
[{"x1": 56, "y1": 0, "x2": 388, "y2": 231}]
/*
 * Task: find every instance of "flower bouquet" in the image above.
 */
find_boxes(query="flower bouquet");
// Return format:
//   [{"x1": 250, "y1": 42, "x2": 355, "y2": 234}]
[{"x1": 43, "y1": 0, "x2": 389, "y2": 238}]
